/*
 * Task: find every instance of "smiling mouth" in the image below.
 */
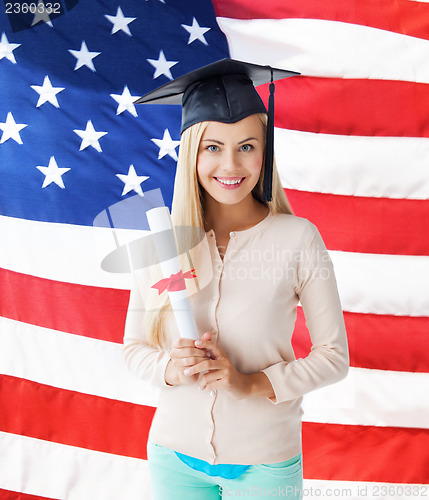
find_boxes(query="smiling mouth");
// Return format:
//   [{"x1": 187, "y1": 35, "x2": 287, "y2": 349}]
[{"x1": 214, "y1": 177, "x2": 246, "y2": 186}]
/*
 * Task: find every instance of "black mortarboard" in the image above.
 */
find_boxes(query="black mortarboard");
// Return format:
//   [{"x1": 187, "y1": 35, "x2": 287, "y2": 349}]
[{"x1": 136, "y1": 59, "x2": 299, "y2": 202}]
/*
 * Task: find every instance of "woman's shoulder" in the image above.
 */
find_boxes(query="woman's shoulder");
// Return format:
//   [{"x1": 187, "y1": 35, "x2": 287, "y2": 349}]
[
  {"x1": 269, "y1": 212, "x2": 319, "y2": 238},
  {"x1": 265, "y1": 213, "x2": 326, "y2": 258}
]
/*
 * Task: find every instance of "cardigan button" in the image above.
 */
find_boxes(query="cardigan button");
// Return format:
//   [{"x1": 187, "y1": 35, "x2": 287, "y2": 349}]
[{"x1": 229, "y1": 231, "x2": 236, "y2": 237}]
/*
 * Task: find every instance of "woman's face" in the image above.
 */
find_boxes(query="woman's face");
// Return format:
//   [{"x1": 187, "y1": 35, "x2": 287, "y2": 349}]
[{"x1": 196, "y1": 114, "x2": 265, "y2": 207}]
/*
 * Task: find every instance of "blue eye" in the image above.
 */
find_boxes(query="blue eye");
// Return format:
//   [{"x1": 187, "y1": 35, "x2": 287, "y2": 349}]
[
  {"x1": 240, "y1": 144, "x2": 253, "y2": 152},
  {"x1": 206, "y1": 145, "x2": 219, "y2": 152}
]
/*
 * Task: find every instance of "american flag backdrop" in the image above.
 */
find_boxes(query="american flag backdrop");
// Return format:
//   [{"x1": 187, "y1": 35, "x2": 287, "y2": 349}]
[{"x1": 0, "y1": 0, "x2": 428, "y2": 498}]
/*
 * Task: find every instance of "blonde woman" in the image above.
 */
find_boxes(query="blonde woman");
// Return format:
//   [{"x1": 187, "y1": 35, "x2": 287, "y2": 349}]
[{"x1": 124, "y1": 59, "x2": 349, "y2": 499}]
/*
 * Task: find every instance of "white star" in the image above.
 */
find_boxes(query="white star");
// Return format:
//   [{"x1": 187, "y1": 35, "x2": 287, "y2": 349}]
[
  {"x1": 0, "y1": 32, "x2": 21, "y2": 64},
  {"x1": 32, "y1": 1, "x2": 54, "y2": 27},
  {"x1": 37, "y1": 156, "x2": 70, "y2": 188},
  {"x1": 74, "y1": 120, "x2": 107, "y2": 152},
  {"x1": 147, "y1": 50, "x2": 178, "y2": 80},
  {"x1": 181, "y1": 18, "x2": 210, "y2": 46},
  {"x1": 0, "y1": 112, "x2": 27, "y2": 144},
  {"x1": 110, "y1": 86, "x2": 139, "y2": 117},
  {"x1": 116, "y1": 165, "x2": 149, "y2": 196},
  {"x1": 31, "y1": 76, "x2": 65, "y2": 108},
  {"x1": 151, "y1": 129, "x2": 180, "y2": 160},
  {"x1": 105, "y1": 6, "x2": 136, "y2": 36},
  {"x1": 68, "y1": 41, "x2": 101, "y2": 72}
]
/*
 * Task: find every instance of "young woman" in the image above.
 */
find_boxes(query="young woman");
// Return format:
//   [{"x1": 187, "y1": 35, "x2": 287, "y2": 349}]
[{"x1": 123, "y1": 59, "x2": 349, "y2": 499}]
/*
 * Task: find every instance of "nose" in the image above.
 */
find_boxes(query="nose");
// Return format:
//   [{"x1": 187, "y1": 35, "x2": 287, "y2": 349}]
[{"x1": 222, "y1": 148, "x2": 240, "y2": 173}]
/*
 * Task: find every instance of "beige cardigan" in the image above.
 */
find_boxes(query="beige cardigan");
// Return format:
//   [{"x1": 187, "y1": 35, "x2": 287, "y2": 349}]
[{"x1": 123, "y1": 212, "x2": 349, "y2": 465}]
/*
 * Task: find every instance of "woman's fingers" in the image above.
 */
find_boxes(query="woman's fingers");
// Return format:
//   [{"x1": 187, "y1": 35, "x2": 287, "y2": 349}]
[
  {"x1": 176, "y1": 354, "x2": 211, "y2": 367},
  {"x1": 169, "y1": 332, "x2": 250, "y2": 399},
  {"x1": 172, "y1": 338, "x2": 199, "y2": 349},
  {"x1": 194, "y1": 338, "x2": 223, "y2": 360},
  {"x1": 167, "y1": 333, "x2": 221, "y2": 387},
  {"x1": 199, "y1": 368, "x2": 225, "y2": 386},
  {"x1": 183, "y1": 358, "x2": 222, "y2": 377},
  {"x1": 170, "y1": 346, "x2": 209, "y2": 362}
]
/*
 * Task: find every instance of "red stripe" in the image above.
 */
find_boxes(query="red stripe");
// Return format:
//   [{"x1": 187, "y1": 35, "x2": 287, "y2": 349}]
[
  {"x1": 1, "y1": 375, "x2": 427, "y2": 485},
  {"x1": 258, "y1": 77, "x2": 429, "y2": 138},
  {"x1": 0, "y1": 375, "x2": 155, "y2": 460},
  {"x1": 0, "y1": 490, "x2": 59, "y2": 500},
  {"x1": 213, "y1": 0, "x2": 429, "y2": 42},
  {"x1": 302, "y1": 422, "x2": 429, "y2": 484},
  {"x1": 292, "y1": 308, "x2": 429, "y2": 373},
  {"x1": 285, "y1": 189, "x2": 429, "y2": 256},
  {"x1": 2, "y1": 266, "x2": 428, "y2": 374},
  {"x1": 0, "y1": 267, "x2": 129, "y2": 343}
]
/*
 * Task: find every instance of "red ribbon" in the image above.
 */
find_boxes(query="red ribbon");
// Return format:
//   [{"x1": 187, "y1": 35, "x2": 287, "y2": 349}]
[{"x1": 151, "y1": 269, "x2": 197, "y2": 295}]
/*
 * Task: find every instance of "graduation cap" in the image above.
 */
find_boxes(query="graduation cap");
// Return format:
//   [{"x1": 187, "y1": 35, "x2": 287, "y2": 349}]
[{"x1": 136, "y1": 59, "x2": 300, "y2": 202}]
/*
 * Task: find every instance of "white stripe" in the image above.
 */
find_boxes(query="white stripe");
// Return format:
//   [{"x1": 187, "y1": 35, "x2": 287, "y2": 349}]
[
  {"x1": 0, "y1": 316, "x2": 159, "y2": 407},
  {"x1": 0, "y1": 432, "x2": 151, "y2": 500},
  {"x1": 302, "y1": 367, "x2": 429, "y2": 429},
  {"x1": 275, "y1": 128, "x2": 429, "y2": 200},
  {"x1": 303, "y1": 479, "x2": 428, "y2": 499},
  {"x1": 2, "y1": 216, "x2": 429, "y2": 318},
  {"x1": 330, "y1": 251, "x2": 429, "y2": 317},
  {"x1": 0, "y1": 215, "x2": 143, "y2": 288},
  {"x1": 0, "y1": 432, "x2": 425, "y2": 500},
  {"x1": 1, "y1": 317, "x2": 428, "y2": 430},
  {"x1": 217, "y1": 17, "x2": 429, "y2": 83}
]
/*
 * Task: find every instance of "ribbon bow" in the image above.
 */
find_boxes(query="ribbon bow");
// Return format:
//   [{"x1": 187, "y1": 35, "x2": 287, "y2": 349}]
[{"x1": 151, "y1": 269, "x2": 197, "y2": 295}]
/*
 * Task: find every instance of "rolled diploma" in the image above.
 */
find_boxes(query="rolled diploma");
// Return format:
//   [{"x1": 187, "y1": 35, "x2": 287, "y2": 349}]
[{"x1": 146, "y1": 207, "x2": 200, "y2": 341}]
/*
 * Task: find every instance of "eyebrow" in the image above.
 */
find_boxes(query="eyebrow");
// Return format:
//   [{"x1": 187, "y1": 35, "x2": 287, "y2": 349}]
[
  {"x1": 201, "y1": 139, "x2": 224, "y2": 145},
  {"x1": 201, "y1": 137, "x2": 260, "y2": 145},
  {"x1": 238, "y1": 137, "x2": 259, "y2": 144}
]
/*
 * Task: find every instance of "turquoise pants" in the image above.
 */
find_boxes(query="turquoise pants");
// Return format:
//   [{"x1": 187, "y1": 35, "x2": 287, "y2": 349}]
[{"x1": 147, "y1": 441, "x2": 303, "y2": 499}]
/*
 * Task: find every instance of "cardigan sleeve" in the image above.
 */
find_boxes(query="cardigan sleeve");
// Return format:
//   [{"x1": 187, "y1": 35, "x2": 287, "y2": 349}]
[
  {"x1": 261, "y1": 223, "x2": 349, "y2": 404},
  {"x1": 122, "y1": 270, "x2": 172, "y2": 388}
]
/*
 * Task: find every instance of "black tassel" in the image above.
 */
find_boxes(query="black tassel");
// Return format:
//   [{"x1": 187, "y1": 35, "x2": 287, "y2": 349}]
[{"x1": 262, "y1": 70, "x2": 275, "y2": 202}]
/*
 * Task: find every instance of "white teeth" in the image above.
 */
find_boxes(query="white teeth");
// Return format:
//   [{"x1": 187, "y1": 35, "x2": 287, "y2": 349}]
[{"x1": 216, "y1": 178, "x2": 243, "y2": 185}]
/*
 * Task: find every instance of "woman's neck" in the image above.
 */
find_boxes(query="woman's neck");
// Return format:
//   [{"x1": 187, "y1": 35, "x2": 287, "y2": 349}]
[{"x1": 204, "y1": 195, "x2": 269, "y2": 235}]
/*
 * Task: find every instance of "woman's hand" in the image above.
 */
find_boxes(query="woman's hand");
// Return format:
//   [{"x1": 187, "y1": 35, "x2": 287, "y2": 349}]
[
  {"x1": 165, "y1": 337, "x2": 210, "y2": 386},
  {"x1": 184, "y1": 332, "x2": 275, "y2": 400}
]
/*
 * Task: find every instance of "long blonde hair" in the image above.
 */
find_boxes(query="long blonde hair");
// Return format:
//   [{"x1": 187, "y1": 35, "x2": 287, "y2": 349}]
[{"x1": 144, "y1": 113, "x2": 293, "y2": 349}]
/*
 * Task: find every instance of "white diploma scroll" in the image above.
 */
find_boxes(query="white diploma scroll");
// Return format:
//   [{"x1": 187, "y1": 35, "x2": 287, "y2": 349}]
[{"x1": 146, "y1": 207, "x2": 200, "y2": 341}]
